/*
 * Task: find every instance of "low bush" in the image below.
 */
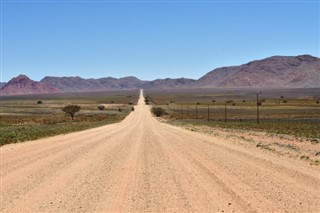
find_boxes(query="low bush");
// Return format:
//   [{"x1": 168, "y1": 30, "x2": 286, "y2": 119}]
[
  {"x1": 97, "y1": 105, "x2": 105, "y2": 110},
  {"x1": 151, "y1": 107, "x2": 166, "y2": 117}
]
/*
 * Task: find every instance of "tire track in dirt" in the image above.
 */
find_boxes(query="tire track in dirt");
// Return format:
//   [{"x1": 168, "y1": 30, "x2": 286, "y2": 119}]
[{"x1": 155, "y1": 123, "x2": 320, "y2": 212}]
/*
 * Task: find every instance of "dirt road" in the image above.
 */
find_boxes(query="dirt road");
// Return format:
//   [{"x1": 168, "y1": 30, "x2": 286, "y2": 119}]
[{"x1": 1, "y1": 90, "x2": 319, "y2": 212}]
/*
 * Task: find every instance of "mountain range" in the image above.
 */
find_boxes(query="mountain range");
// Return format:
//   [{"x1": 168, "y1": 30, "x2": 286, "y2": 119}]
[{"x1": 1, "y1": 54, "x2": 319, "y2": 95}]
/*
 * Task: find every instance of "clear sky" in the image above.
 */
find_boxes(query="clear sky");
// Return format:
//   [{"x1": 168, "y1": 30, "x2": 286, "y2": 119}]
[{"x1": 0, "y1": 0, "x2": 319, "y2": 82}]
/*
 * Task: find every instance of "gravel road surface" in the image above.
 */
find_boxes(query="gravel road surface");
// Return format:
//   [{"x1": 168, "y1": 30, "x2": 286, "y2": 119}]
[{"x1": 1, "y1": 90, "x2": 319, "y2": 212}]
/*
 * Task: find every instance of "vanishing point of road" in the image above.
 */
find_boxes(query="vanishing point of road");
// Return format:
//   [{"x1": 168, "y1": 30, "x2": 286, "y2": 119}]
[{"x1": 1, "y1": 90, "x2": 319, "y2": 212}]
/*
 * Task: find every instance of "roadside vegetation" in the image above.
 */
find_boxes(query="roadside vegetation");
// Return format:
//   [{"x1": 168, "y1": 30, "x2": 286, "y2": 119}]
[
  {"x1": 169, "y1": 119, "x2": 320, "y2": 140},
  {"x1": 62, "y1": 105, "x2": 81, "y2": 120},
  {"x1": 0, "y1": 90, "x2": 139, "y2": 146},
  {"x1": 145, "y1": 88, "x2": 320, "y2": 140},
  {"x1": 151, "y1": 107, "x2": 166, "y2": 117}
]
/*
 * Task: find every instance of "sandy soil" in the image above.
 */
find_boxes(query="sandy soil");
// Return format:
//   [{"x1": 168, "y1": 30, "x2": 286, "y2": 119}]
[
  {"x1": 1, "y1": 90, "x2": 319, "y2": 212},
  {"x1": 173, "y1": 123, "x2": 320, "y2": 165}
]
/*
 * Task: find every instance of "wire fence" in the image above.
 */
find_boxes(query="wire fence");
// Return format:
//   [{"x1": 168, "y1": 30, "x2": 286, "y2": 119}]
[{"x1": 163, "y1": 103, "x2": 320, "y2": 124}]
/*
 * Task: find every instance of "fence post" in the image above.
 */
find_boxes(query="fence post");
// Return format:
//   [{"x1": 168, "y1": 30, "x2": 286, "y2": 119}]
[
  {"x1": 181, "y1": 105, "x2": 184, "y2": 118},
  {"x1": 225, "y1": 102, "x2": 227, "y2": 123},
  {"x1": 187, "y1": 105, "x2": 189, "y2": 117},
  {"x1": 257, "y1": 93, "x2": 260, "y2": 125}
]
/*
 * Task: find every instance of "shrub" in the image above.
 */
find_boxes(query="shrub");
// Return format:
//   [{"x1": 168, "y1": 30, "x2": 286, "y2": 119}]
[
  {"x1": 36, "y1": 100, "x2": 43, "y2": 104},
  {"x1": 131, "y1": 107, "x2": 135, "y2": 111},
  {"x1": 118, "y1": 108, "x2": 122, "y2": 112},
  {"x1": 128, "y1": 102, "x2": 133, "y2": 105},
  {"x1": 97, "y1": 105, "x2": 105, "y2": 110},
  {"x1": 145, "y1": 98, "x2": 150, "y2": 105},
  {"x1": 151, "y1": 107, "x2": 166, "y2": 117}
]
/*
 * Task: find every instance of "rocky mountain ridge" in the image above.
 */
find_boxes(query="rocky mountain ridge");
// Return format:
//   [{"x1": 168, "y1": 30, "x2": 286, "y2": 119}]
[
  {"x1": 192, "y1": 55, "x2": 319, "y2": 88},
  {"x1": 1, "y1": 54, "x2": 319, "y2": 95},
  {"x1": 0, "y1": 75, "x2": 60, "y2": 95}
]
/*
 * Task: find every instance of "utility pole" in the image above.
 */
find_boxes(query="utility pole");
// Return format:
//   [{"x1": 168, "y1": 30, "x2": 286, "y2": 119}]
[
  {"x1": 196, "y1": 105, "x2": 198, "y2": 119},
  {"x1": 257, "y1": 93, "x2": 260, "y2": 125}
]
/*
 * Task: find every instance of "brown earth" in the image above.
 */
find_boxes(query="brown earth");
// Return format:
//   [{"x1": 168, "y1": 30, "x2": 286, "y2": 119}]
[{"x1": 1, "y1": 90, "x2": 319, "y2": 212}]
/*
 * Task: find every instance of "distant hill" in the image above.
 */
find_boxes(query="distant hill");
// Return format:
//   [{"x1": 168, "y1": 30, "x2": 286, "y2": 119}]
[
  {"x1": 142, "y1": 78, "x2": 196, "y2": 89},
  {"x1": 1, "y1": 54, "x2": 319, "y2": 95},
  {"x1": 192, "y1": 55, "x2": 320, "y2": 88},
  {"x1": 40, "y1": 76, "x2": 193, "y2": 92},
  {"x1": 0, "y1": 75, "x2": 60, "y2": 95},
  {"x1": 40, "y1": 76, "x2": 145, "y2": 92}
]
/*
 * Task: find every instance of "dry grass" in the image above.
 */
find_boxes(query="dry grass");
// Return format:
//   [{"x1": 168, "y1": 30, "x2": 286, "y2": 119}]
[{"x1": 0, "y1": 90, "x2": 139, "y2": 146}]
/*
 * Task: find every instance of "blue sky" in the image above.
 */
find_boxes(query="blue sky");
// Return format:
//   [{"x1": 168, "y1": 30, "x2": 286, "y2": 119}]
[{"x1": 1, "y1": 0, "x2": 319, "y2": 82}]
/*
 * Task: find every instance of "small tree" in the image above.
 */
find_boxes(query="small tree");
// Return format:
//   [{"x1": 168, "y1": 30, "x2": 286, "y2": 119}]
[
  {"x1": 151, "y1": 107, "x2": 166, "y2": 117},
  {"x1": 62, "y1": 105, "x2": 81, "y2": 120}
]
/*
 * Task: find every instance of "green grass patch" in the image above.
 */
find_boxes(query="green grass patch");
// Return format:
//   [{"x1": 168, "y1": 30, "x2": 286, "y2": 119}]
[
  {"x1": 0, "y1": 114, "x2": 128, "y2": 146},
  {"x1": 0, "y1": 120, "x2": 114, "y2": 146}
]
